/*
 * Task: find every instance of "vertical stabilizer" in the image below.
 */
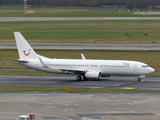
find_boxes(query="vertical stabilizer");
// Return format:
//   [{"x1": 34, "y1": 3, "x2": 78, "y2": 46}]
[{"x1": 14, "y1": 32, "x2": 38, "y2": 60}]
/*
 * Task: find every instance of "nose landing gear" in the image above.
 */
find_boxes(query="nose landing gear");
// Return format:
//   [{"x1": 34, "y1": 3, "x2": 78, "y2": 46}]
[{"x1": 138, "y1": 77, "x2": 141, "y2": 82}]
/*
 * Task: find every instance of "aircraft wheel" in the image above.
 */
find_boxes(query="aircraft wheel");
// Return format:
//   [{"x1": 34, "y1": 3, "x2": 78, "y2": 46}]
[
  {"x1": 138, "y1": 77, "x2": 141, "y2": 82},
  {"x1": 76, "y1": 75, "x2": 82, "y2": 81}
]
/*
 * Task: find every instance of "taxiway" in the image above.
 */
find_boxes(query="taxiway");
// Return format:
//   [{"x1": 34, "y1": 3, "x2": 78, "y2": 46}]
[
  {"x1": 1, "y1": 17, "x2": 160, "y2": 21},
  {"x1": 1, "y1": 43, "x2": 160, "y2": 50},
  {"x1": 0, "y1": 92, "x2": 160, "y2": 120},
  {"x1": 0, "y1": 75, "x2": 160, "y2": 90}
]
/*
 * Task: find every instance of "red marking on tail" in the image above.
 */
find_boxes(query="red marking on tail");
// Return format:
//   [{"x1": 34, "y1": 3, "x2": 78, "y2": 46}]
[{"x1": 23, "y1": 49, "x2": 31, "y2": 56}]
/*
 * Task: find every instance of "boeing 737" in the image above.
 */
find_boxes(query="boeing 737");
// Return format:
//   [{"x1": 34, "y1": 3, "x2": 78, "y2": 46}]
[{"x1": 11, "y1": 32, "x2": 155, "y2": 81}]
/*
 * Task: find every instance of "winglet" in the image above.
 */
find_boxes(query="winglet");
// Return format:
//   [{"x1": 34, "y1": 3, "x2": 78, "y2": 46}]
[{"x1": 81, "y1": 53, "x2": 86, "y2": 60}]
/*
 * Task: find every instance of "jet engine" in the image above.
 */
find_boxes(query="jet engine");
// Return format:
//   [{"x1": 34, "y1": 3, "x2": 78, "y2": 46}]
[{"x1": 85, "y1": 71, "x2": 101, "y2": 79}]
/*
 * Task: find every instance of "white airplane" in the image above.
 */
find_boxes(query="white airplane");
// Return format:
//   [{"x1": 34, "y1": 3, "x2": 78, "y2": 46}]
[{"x1": 12, "y1": 32, "x2": 155, "y2": 81}]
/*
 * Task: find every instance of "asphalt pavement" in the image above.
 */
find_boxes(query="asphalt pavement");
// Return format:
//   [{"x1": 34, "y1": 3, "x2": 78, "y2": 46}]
[
  {"x1": 1, "y1": 17, "x2": 160, "y2": 21},
  {"x1": 1, "y1": 43, "x2": 160, "y2": 50},
  {"x1": 0, "y1": 92, "x2": 160, "y2": 120},
  {"x1": 0, "y1": 75, "x2": 160, "y2": 90}
]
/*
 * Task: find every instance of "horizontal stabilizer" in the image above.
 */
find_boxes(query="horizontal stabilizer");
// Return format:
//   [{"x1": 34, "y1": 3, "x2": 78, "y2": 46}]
[{"x1": 5, "y1": 58, "x2": 28, "y2": 63}]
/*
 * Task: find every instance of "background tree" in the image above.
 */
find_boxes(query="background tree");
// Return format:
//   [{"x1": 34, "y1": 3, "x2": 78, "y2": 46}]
[
  {"x1": 0, "y1": 0, "x2": 159, "y2": 9},
  {"x1": 126, "y1": 0, "x2": 134, "y2": 10},
  {"x1": 135, "y1": 0, "x2": 151, "y2": 10}
]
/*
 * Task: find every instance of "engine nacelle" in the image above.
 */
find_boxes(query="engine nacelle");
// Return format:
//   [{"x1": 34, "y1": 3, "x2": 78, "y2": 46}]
[{"x1": 85, "y1": 71, "x2": 101, "y2": 79}]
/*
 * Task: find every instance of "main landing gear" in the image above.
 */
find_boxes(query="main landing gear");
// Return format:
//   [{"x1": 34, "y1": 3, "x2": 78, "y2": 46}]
[
  {"x1": 76, "y1": 75, "x2": 88, "y2": 81},
  {"x1": 76, "y1": 75, "x2": 82, "y2": 81}
]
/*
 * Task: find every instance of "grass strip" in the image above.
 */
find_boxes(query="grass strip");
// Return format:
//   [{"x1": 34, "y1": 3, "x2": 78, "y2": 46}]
[
  {"x1": 0, "y1": 86, "x2": 160, "y2": 92},
  {"x1": 0, "y1": 70, "x2": 54, "y2": 75},
  {"x1": 0, "y1": 7, "x2": 160, "y2": 17},
  {"x1": 0, "y1": 20, "x2": 160, "y2": 43},
  {"x1": 148, "y1": 73, "x2": 160, "y2": 77}
]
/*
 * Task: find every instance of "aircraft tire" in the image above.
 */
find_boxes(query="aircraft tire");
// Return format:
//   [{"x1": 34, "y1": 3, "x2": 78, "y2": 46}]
[
  {"x1": 138, "y1": 77, "x2": 141, "y2": 82},
  {"x1": 76, "y1": 75, "x2": 82, "y2": 81}
]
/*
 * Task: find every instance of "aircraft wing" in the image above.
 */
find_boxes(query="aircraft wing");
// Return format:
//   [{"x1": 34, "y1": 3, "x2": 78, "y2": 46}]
[
  {"x1": 59, "y1": 68, "x2": 86, "y2": 75},
  {"x1": 38, "y1": 58, "x2": 86, "y2": 74}
]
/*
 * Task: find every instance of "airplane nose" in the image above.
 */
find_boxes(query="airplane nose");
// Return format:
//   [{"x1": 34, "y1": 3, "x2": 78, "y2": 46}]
[
  {"x1": 152, "y1": 68, "x2": 155, "y2": 72},
  {"x1": 148, "y1": 67, "x2": 155, "y2": 73}
]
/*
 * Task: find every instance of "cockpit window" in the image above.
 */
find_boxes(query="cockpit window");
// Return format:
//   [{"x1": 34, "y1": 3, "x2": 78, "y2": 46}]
[{"x1": 142, "y1": 65, "x2": 149, "y2": 68}]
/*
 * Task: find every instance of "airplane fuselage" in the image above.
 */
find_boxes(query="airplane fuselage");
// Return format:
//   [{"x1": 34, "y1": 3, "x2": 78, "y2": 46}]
[{"x1": 19, "y1": 58, "x2": 154, "y2": 77}]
